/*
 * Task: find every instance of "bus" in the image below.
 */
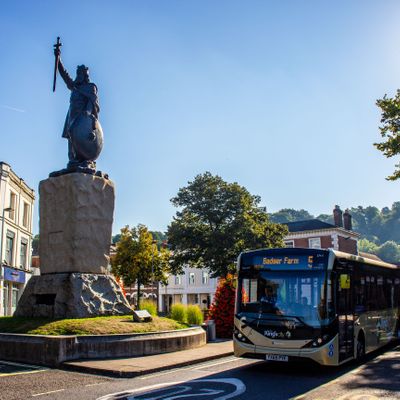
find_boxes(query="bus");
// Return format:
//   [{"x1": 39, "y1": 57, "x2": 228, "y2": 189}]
[{"x1": 234, "y1": 248, "x2": 400, "y2": 366}]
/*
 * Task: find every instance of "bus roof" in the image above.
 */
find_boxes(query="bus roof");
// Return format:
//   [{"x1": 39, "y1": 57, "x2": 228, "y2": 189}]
[
  {"x1": 239, "y1": 247, "x2": 399, "y2": 270},
  {"x1": 331, "y1": 249, "x2": 399, "y2": 270}
]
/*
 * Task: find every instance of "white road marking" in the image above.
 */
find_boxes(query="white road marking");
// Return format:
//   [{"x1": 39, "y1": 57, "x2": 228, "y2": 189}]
[
  {"x1": 32, "y1": 389, "x2": 65, "y2": 397},
  {"x1": 190, "y1": 358, "x2": 242, "y2": 370},
  {"x1": 0, "y1": 360, "x2": 47, "y2": 370},
  {"x1": 139, "y1": 357, "x2": 241, "y2": 380},
  {"x1": 97, "y1": 378, "x2": 246, "y2": 400},
  {"x1": 0, "y1": 360, "x2": 48, "y2": 377}
]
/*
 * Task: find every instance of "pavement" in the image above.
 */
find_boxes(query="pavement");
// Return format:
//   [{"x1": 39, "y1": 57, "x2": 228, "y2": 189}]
[
  {"x1": 293, "y1": 343, "x2": 400, "y2": 399},
  {"x1": 62, "y1": 339, "x2": 234, "y2": 378}
]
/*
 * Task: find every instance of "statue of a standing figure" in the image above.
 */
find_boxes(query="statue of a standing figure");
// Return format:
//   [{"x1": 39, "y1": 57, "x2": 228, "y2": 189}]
[{"x1": 50, "y1": 37, "x2": 104, "y2": 177}]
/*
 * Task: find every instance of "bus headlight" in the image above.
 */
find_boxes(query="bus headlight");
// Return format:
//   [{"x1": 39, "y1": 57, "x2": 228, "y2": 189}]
[
  {"x1": 234, "y1": 329, "x2": 254, "y2": 345},
  {"x1": 304, "y1": 334, "x2": 331, "y2": 348}
]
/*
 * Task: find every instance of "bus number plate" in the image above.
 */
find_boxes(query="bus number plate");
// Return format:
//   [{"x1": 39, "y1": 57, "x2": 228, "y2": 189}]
[{"x1": 265, "y1": 354, "x2": 288, "y2": 362}]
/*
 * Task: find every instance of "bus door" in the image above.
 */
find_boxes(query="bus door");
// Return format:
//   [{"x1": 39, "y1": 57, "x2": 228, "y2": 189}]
[{"x1": 335, "y1": 265, "x2": 354, "y2": 362}]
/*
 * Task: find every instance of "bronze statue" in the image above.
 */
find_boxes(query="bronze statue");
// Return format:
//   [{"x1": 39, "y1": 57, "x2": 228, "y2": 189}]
[{"x1": 50, "y1": 37, "x2": 104, "y2": 177}]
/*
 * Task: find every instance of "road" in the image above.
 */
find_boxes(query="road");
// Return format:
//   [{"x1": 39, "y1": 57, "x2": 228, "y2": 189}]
[{"x1": 1, "y1": 345, "x2": 399, "y2": 400}]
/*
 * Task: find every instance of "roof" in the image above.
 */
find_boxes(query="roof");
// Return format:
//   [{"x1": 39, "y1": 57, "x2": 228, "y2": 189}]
[
  {"x1": 284, "y1": 219, "x2": 336, "y2": 232},
  {"x1": 358, "y1": 251, "x2": 382, "y2": 262}
]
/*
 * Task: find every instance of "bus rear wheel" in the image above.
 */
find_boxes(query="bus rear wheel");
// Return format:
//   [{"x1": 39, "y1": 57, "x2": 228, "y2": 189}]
[{"x1": 356, "y1": 334, "x2": 365, "y2": 361}]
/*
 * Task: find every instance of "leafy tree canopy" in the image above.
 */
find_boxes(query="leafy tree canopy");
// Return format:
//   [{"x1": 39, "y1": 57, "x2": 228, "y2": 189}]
[
  {"x1": 167, "y1": 172, "x2": 287, "y2": 277},
  {"x1": 359, "y1": 238, "x2": 400, "y2": 263},
  {"x1": 111, "y1": 225, "x2": 172, "y2": 309},
  {"x1": 269, "y1": 208, "x2": 313, "y2": 224},
  {"x1": 375, "y1": 90, "x2": 400, "y2": 180},
  {"x1": 32, "y1": 234, "x2": 40, "y2": 256}
]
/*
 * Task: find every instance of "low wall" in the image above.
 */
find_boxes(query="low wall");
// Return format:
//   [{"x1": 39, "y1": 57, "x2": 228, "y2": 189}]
[{"x1": 0, "y1": 327, "x2": 206, "y2": 367}]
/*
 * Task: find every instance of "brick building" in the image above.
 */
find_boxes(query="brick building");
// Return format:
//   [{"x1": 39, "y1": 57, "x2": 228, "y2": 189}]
[{"x1": 284, "y1": 206, "x2": 360, "y2": 254}]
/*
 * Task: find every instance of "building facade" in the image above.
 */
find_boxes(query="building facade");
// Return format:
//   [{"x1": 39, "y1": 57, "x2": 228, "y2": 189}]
[
  {"x1": 0, "y1": 162, "x2": 35, "y2": 316},
  {"x1": 158, "y1": 267, "x2": 218, "y2": 314},
  {"x1": 284, "y1": 206, "x2": 360, "y2": 254}
]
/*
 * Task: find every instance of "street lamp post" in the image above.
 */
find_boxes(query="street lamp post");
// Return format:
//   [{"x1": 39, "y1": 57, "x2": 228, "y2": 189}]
[{"x1": 151, "y1": 240, "x2": 157, "y2": 302}]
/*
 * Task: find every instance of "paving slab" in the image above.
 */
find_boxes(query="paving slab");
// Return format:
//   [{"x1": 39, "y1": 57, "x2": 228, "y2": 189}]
[
  {"x1": 62, "y1": 340, "x2": 233, "y2": 378},
  {"x1": 293, "y1": 344, "x2": 400, "y2": 400}
]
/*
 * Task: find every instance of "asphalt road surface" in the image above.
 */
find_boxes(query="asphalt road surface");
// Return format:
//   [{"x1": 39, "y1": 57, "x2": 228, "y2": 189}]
[{"x1": 1, "y1": 345, "x2": 399, "y2": 400}]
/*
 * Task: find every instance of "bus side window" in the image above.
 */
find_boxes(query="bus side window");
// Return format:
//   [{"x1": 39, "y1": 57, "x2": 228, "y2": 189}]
[
  {"x1": 354, "y1": 276, "x2": 366, "y2": 314},
  {"x1": 377, "y1": 276, "x2": 387, "y2": 309}
]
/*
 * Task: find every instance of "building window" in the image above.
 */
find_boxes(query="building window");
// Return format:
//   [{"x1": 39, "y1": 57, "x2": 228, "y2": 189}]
[
  {"x1": 22, "y1": 202, "x2": 30, "y2": 229},
  {"x1": 284, "y1": 240, "x2": 294, "y2": 248},
  {"x1": 189, "y1": 272, "x2": 195, "y2": 285},
  {"x1": 309, "y1": 237, "x2": 321, "y2": 249},
  {"x1": 20, "y1": 240, "x2": 28, "y2": 269},
  {"x1": 174, "y1": 275, "x2": 182, "y2": 285},
  {"x1": 202, "y1": 271, "x2": 209, "y2": 284},
  {"x1": 9, "y1": 192, "x2": 17, "y2": 221},
  {"x1": 5, "y1": 231, "x2": 15, "y2": 265}
]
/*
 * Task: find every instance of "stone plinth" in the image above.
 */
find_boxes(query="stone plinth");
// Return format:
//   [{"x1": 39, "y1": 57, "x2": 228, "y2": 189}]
[
  {"x1": 15, "y1": 172, "x2": 132, "y2": 319},
  {"x1": 15, "y1": 273, "x2": 131, "y2": 318},
  {"x1": 39, "y1": 173, "x2": 114, "y2": 274}
]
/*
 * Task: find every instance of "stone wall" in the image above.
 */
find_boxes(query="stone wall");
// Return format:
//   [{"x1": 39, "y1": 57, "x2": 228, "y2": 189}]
[{"x1": 0, "y1": 328, "x2": 206, "y2": 367}]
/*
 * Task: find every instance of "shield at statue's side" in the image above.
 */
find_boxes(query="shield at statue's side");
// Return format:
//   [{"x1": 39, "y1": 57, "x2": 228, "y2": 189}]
[{"x1": 70, "y1": 114, "x2": 104, "y2": 161}]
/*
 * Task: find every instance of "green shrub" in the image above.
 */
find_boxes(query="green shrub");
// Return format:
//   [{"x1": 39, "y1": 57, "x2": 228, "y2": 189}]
[
  {"x1": 170, "y1": 303, "x2": 187, "y2": 323},
  {"x1": 140, "y1": 299, "x2": 158, "y2": 316},
  {"x1": 187, "y1": 305, "x2": 204, "y2": 325}
]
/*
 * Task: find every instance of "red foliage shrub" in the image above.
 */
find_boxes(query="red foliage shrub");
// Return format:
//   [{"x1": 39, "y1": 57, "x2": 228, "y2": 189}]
[{"x1": 208, "y1": 274, "x2": 236, "y2": 338}]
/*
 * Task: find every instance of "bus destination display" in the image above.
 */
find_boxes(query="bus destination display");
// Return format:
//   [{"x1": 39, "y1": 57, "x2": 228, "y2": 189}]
[{"x1": 244, "y1": 254, "x2": 327, "y2": 270}]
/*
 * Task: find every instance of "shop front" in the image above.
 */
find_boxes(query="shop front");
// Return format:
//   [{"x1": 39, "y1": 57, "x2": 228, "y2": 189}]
[{"x1": 2, "y1": 266, "x2": 25, "y2": 316}]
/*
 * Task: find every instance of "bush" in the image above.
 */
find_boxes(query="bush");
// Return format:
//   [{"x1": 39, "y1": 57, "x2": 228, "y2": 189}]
[
  {"x1": 170, "y1": 303, "x2": 187, "y2": 323},
  {"x1": 187, "y1": 305, "x2": 204, "y2": 325},
  {"x1": 140, "y1": 299, "x2": 157, "y2": 316}
]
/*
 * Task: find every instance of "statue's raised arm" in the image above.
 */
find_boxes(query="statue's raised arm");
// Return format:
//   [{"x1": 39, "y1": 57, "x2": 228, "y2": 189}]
[{"x1": 50, "y1": 37, "x2": 104, "y2": 178}]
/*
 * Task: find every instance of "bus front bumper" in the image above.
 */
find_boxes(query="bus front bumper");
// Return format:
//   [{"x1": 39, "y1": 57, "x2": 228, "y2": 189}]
[{"x1": 233, "y1": 335, "x2": 339, "y2": 366}]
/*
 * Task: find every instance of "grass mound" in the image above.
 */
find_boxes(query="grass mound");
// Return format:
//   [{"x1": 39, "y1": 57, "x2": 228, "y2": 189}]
[{"x1": 0, "y1": 315, "x2": 188, "y2": 336}]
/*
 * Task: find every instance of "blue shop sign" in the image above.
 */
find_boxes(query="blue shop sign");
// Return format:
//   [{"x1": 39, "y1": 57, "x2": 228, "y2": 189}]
[{"x1": 4, "y1": 266, "x2": 25, "y2": 284}]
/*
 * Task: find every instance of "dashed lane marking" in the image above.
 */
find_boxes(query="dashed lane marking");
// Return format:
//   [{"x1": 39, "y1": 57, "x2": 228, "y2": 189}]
[
  {"x1": 32, "y1": 389, "x2": 65, "y2": 397},
  {"x1": 0, "y1": 360, "x2": 48, "y2": 377}
]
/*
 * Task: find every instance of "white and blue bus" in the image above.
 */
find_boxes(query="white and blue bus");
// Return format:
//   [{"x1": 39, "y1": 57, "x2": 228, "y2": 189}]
[{"x1": 234, "y1": 248, "x2": 400, "y2": 366}]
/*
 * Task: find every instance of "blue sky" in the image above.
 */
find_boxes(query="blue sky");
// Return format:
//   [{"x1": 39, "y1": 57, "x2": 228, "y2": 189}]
[{"x1": 1, "y1": 1, "x2": 400, "y2": 235}]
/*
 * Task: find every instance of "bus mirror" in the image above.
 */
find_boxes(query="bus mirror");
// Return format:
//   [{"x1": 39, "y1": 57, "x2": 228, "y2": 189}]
[{"x1": 340, "y1": 274, "x2": 351, "y2": 289}]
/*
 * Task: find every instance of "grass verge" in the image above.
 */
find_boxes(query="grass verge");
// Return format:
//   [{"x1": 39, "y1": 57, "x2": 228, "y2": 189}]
[{"x1": 0, "y1": 315, "x2": 188, "y2": 336}]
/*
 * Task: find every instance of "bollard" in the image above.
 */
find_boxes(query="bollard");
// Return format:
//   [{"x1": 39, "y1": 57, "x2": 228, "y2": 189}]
[{"x1": 206, "y1": 319, "x2": 216, "y2": 342}]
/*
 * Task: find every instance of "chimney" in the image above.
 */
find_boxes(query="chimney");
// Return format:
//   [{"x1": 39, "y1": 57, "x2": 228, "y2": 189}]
[
  {"x1": 333, "y1": 205, "x2": 343, "y2": 227},
  {"x1": 343, "y1": 209, "x2": 352, "y2": 231}
]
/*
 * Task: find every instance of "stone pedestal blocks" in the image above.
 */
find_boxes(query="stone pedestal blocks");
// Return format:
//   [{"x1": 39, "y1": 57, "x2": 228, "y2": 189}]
[
  {"x1": 16, "y1": 173, "x2": 132, "y2": 318},
  {"x1": 39, "y1": 173, "x2": 114, "y2": 274}
]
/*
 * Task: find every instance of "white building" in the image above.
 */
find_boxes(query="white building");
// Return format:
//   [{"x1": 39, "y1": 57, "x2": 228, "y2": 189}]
[
  {"x1": 0, "y1": 162, "x2": 35, "y2": 316},
  {"x1": 159, "y1": 267, "x2": 218, "y2": 313}
]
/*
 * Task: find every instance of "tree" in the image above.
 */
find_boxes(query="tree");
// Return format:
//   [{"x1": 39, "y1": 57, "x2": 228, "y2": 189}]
[
  {"x1": 167, "y1": 172, "x2": 287, "y2": 277},
  {"x1": 375, "y1": 91, "x2": 400, "y2": 180},
  {"x1": 269, "y1": 208, "x2": 314, "y2": 223},
  {"x1": 32, "y1": 234, "x2": 40, "y2": 256},
  {"x1": 208, "y1": 274, "x2": 236, "y2": 338},
  {"x1": 358, "y1": 238, "x2": 379, "y2": 255},
  {"x1": 111, "y1": 225, "x2": 171, "y2": 309},
  {"x1": 376, "y1": 241, "x2": 400, "y2": 263}
]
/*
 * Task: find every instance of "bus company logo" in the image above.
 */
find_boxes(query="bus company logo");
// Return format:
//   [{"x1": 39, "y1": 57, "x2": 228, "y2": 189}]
[
  {"x1": 264, "y1": 329, "x2": 292, "y2": 339},
  {"x1": 263, "y1": 330, "x2": 291, "y2": 339},
  {"x1": 264, "y1": 330, "x2": 280, "y2": 338},
  {"x1": 284, "y1": 321, "x2": 297, "y2": 330}
]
